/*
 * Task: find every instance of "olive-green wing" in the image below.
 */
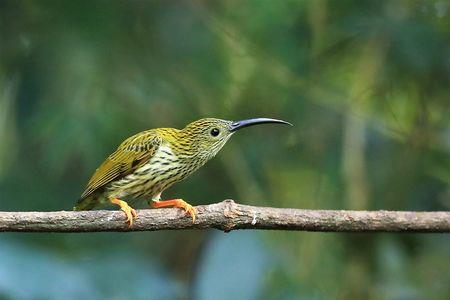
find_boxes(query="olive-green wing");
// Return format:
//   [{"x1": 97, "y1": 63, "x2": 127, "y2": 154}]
[{"x1": 79, "y1": 130, "x2": 162, "y2": 200}]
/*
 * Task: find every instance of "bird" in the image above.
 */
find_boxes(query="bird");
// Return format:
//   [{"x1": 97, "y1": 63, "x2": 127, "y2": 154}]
[{"x1": 74, "y1": 117, "x2": 292, "y2": 226}]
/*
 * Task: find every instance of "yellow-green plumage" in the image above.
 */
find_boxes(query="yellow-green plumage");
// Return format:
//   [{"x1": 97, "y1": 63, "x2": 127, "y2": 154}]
[{"x1": 75, "y1": 117, "x2": 291, "y2": 217}]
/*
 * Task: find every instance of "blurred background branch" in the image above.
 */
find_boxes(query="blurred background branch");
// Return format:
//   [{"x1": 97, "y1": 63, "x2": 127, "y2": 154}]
[{"x1": 1, "y1": 200, "x2": 449, "y2": 233}]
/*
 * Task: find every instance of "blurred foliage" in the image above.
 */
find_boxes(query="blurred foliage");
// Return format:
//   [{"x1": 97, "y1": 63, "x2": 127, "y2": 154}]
[{"x1": 0, "y1": 0, "x2": 449, "y2": 299}]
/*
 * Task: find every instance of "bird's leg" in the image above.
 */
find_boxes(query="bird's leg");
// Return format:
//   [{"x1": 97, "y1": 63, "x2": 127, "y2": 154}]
[
  {"x1": 151, "y1": 199, "x2": 197, "y2": 223},
  {"x1": 110, "y1": 198, "x2": 137, "y2": 227}
]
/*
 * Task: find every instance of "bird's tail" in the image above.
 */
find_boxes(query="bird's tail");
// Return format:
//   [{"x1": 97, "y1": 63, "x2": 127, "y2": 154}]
[{"x1": 73, "y1": 192, "x2": 101, "y2": 211}]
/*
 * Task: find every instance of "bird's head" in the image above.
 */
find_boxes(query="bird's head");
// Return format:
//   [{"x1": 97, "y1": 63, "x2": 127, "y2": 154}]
[{"x1": 179, "y1": 117, "x2": 292, "y2": 159}]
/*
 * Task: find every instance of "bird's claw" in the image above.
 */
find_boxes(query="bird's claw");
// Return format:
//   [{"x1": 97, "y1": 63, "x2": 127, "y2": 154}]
[
  {"x1": 111, "y1": 198, "x2": 138, "y2": 227},
  {"x1": 183, "y1": 204, "x2": 197, "y2": 223},
  {"x1": 121, "y1": 205, "x2": 137, "y2": 227},
  {"x1": 125, "y1": 207, "x2": 138, "y2": 227}
]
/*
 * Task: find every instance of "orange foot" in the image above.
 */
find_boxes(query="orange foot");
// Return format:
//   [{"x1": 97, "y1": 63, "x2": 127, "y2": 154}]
[
  {"x1": 151, "y1": 199, "x2": 197, "y2": 223},
  {"x1": 110, "y1": 198, "x2": 137, "y2": 227}
]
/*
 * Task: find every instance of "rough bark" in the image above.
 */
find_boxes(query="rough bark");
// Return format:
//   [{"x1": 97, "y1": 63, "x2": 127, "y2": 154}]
[{"x1": 0, "y1": 200, "x2": 449, "y2": 233}]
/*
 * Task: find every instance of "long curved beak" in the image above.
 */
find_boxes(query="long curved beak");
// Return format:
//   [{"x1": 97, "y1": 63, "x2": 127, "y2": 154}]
[{"x1": 229, "y1": 118, "x2": 293, "y2": 132}]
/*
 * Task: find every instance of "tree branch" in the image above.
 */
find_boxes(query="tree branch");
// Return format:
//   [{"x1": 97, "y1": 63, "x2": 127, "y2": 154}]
[{"x1": 1, "y1": 200, "x2": 449, "y2": 233}]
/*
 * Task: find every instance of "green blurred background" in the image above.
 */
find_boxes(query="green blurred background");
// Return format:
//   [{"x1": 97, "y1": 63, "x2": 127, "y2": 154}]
[{"x1": 1, "y1": 0, "x2": 449, "y2": 299}]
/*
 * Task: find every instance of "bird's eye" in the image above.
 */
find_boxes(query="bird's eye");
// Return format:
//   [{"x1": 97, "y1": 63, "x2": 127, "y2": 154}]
[{"x1": 210, "y1": 128, "x2": 220, "y2": 137}]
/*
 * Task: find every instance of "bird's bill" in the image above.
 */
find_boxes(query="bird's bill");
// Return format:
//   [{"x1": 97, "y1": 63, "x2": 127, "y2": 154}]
[{"x1": 229, "y1": 118, "x2": 293, "y2": 132}]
